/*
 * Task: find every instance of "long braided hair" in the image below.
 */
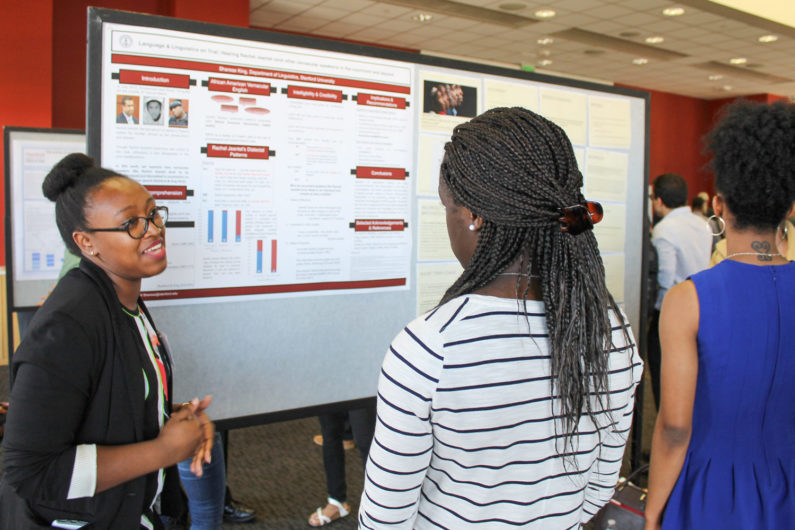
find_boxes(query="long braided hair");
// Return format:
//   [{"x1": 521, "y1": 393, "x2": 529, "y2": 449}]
[{"x1": 439, "y1": 107, "x2": 625, "y2": 449}]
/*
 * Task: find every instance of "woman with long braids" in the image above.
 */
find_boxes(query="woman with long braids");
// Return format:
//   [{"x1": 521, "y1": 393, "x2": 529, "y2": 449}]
[
  {"x1": 644, "y1": 101, "x2": 794, "y2": 529},
  {"x1": 359, "y1": 107, "x2": 642, "y2": 529}
]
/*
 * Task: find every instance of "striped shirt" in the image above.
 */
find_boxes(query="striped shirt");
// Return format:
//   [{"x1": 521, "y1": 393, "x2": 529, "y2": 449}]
[{"x1": 359, "y1": 294, "x2": 642, "y2": 529}]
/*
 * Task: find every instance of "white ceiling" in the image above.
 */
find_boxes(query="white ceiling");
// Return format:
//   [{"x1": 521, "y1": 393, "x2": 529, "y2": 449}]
[{"x1": 248, "y1": 0, "x2": 795, "y2": 100}]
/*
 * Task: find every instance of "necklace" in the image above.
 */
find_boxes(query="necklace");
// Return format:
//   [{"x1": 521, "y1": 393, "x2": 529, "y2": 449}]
[{"x1": 726, "y1": 251, "x2": 782, "y2": 260}]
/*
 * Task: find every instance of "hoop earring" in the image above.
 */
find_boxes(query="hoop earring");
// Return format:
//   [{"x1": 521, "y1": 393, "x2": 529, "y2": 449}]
[{"x1": 707, "y1": 215, "x2": 725, "y2": 237}]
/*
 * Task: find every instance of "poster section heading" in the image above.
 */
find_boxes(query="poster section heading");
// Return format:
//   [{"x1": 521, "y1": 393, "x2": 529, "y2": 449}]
[{"x1": 102, "y1": 24, "x2": 414, "y2": 302}]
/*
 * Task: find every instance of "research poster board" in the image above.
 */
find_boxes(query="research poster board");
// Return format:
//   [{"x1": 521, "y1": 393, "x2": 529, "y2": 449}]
[
  {"x1": 3, "y1": 128, "x2": 86, "y2": 361},
  {"x1": 4, "y1": 128, "x2": 86, "y2": 315},
  {"x1": 82, "y1": 8, "x2": 647, "y2": 426},
  {"x1": 99, "y1": 33, "x2": 414, "y2": 303}
]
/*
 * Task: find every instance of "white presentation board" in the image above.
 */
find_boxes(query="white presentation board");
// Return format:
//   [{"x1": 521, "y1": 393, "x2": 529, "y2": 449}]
[
  {"x1": 85, "y1": 8, "x2": 648, "y2": 427},
  {"x1": 4, "y1": 128, "x2": 85, "y2": 307},
  {"x1": 99, "y1": 27, "x2": 415, "y2": 303}
]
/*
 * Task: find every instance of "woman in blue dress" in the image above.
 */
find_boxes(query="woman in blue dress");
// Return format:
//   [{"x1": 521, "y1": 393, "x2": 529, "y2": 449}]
[{"x1": 645, "y1": 100, "x2": 795, "y2": 529}]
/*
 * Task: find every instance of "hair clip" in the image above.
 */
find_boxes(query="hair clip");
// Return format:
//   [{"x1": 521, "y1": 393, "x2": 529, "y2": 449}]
[{"x1": 558, "y1": 201, "x2": 603, "y2": 235}]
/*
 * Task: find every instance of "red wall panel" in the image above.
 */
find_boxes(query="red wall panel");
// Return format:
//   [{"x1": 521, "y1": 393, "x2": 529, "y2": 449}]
[
  {"x1": 619, "y1": 85, "x2": 714, "y2": 199},
  {"x1": 647, "y1": 88, "x2": 714, "y2": 197},
  {"x1": 618, "y1": 86, "x2": 787, "y2": 203},
  {"x1": 0, "y1": 0, "x2": 54, "y2": 267},
  {"x1": 52, "y1": 1, "x2": 164, "y2": 129}
]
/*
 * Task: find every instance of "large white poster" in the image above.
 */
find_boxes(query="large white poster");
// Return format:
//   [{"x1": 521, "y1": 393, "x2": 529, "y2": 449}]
[
  {"x1": 10, "y1": 134, "x2": 86, "y2": 282},
  {"x1": 101, "y1": 25, "x2": 414, "y2": 302}
]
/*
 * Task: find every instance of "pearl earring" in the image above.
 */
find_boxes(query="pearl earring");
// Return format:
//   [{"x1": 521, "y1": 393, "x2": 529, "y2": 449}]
[{"x1": 468, "y1": 224, "x2": 475, "y2": 231}]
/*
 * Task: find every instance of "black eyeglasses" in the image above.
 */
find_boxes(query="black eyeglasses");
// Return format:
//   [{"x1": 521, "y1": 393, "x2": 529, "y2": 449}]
[{"x1": 87, "y1": 206, "x2": 168, "y2": 239}]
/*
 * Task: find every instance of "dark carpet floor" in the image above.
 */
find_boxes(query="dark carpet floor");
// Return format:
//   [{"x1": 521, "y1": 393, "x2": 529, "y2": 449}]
[{"x1": 221, "y1": 418, "x2": 363, "y2": 530}]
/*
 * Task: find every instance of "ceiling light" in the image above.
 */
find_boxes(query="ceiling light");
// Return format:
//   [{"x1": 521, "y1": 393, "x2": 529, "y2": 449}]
[
  {"x1": 537, "y1": 37, "x2": 554, "y2": 45},
  {"x1": 708, "y1": 74, "x2": 723, "y2": 81},
  {"x1": 645, "y1": 36, "x2": 664, "y2": 44},
  {"x1": 538, "y1": 49, "x2": 551, "y2": 57},
  {"x1": 412, "y1": 13, "x2": 432, "y2": 22},
  {"x1": 729, "y1": 57, "x2": 747, "y2": 65},
  {"x1": 722, "y1": 85, "x2": 733, "y2": 91},
  {"x1": 538, "y1": 59, "x2": 553, "y2": 66},
  {"x1": 633, "y1": 57, "x2": 649, "y2": 65},
  {"x1": 663, "y1": 7, "x2": 685, "y2": 16},
  {"x1": 534, "y1": 9, "x2": 556, "y2": 18},
  {"x1": 758, "y1": 34, "x2": 778, "y2": 43},
  {"x1": 499, "y1": 2, "x2": 527, "y2": 10}
]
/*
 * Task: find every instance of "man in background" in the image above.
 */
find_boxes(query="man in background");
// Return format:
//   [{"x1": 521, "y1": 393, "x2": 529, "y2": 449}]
[
  {"x1": 691, "y1": 196, "x2": 708, "y2": 220},
  {"x1": 647, "y1": 173, "x2": 712, "y2": 408}
]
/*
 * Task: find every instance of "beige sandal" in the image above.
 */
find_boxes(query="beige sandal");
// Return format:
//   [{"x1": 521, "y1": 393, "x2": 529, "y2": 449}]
[
  {"x1": 312, "y1": 434, "x2": 356, "y2": 451},
  {"x1": 308, "y1": 497, "x2": 350, "y2": 527}
]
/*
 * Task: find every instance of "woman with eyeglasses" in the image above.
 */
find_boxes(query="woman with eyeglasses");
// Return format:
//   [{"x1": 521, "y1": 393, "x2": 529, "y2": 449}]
[
  {"x1": 0, "y1": 153, "x2": 213, "y2": 529},
  {"x1": 645, "y1": 101, "x2": 795, "y2": 529},
  {"x1": 358, "y1": 107, "x2": 642, "y2": 529}
]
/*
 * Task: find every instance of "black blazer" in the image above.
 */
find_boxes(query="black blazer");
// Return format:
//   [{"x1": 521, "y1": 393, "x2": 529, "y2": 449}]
[{"x1": 0, "y1": 259, "x2": 183, "y2": 528}]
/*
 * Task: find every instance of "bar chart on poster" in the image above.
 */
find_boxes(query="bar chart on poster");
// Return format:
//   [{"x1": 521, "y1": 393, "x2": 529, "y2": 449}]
[{"x1": 82, "y1": 8, "x2": 648, "y2": 424}]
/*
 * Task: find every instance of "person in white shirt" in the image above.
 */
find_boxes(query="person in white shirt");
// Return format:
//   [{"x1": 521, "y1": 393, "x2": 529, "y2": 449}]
[{"x1": 647, "y1": 173, "x2": 712, "y2": 407}]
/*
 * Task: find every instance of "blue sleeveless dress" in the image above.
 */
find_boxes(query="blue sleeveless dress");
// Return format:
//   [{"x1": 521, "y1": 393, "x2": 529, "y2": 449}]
[{"x1": 662, "y1": 259, "x2": 795, "y2": 529}]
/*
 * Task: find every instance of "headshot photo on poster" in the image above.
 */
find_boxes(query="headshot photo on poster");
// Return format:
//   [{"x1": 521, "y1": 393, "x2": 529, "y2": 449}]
[
  {"x1": 169, "y1": 98, "x2": 189, "y2": 127},
  {"x1": 116, "y1": 94, "x2": 139, "y2": 124},
  {"x1": 143, "y1": 97, "x2": 164, "y2": 125}
]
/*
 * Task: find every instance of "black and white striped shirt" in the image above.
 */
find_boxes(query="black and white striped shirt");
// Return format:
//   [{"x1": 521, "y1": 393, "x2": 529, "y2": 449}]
[{"x1": 359, "y1": 294, "x2": 642, "y2": 529}]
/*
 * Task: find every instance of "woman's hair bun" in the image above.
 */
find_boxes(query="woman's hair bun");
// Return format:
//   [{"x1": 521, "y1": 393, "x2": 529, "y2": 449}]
[{"x1": 42, "y1": 153, "x2": 96, "y2": 201}]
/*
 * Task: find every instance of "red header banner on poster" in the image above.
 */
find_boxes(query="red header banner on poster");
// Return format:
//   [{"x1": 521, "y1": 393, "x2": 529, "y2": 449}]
[
  {"x1": 145, "y1": 185, "x2": 188, "y2": 200},
  {"x1": 141, "y1": 277, "x2": 407, "y2": 300},
  {"x1": 356, "y1": 166, "x2": 406, "y2": 180},
  {"x1": 208, "y1": 77, "x2": 271, "y2": 95},
  {"x1": 119, "y1": 69, "x2": 190, "y2": 88},
  {"x1": 354, "y1": 220, "x2": 406, "y2": 232},
  {"x1": 357, "y1": 93, "x2": 406, "y2": 109},
  {"x1": 287, "y1": 86, "x2": 343, "y2": 103},
  {"x1": 205, "y1": 144, "x2": 270, "y2": 159}
]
